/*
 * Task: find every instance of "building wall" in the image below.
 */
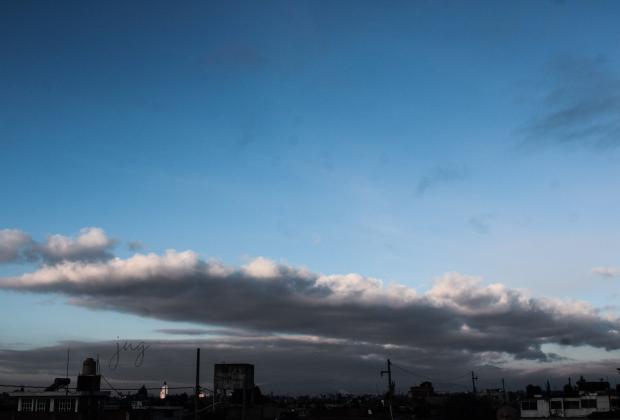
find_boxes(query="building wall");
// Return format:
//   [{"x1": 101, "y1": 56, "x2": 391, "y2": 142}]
[
  {"x1": 214, "y1": 364, "x2": 255, "y2": 391},
  {"x1": 520, "y1": 395, "x2": 611, "y2": 418},
  {"x1": 520, "y1": 399, "x2": 548, "y2": 418},
  {"x1": 17, "y1": 396, "x2": 79, "y2": 413}
]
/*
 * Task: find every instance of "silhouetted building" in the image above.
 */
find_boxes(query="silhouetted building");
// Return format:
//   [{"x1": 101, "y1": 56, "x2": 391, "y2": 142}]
[
  {"x1": 45, "y1": 378, "x2": 70, "y2": 392},
  {"x1": 409, "y1": 381, "x2": 434, "y2": 399},
  {"x1": 576, "y1": 375, "x2": 610, "y2": 393},
  {"x1": 8, "y1": 357, "x2": 110, "y2": 419},
  {"x1": 76, "y1": 357, "x2": 101, "y2": 392},
  {"x1": 214, "y1": 363, "x2": 255, "y2": 403}
]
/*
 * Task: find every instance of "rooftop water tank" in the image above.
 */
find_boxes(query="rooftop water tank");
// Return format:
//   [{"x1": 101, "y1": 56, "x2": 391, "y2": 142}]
[{"x1": 82, "y1": 357, "x2": 97, "y2": 375}]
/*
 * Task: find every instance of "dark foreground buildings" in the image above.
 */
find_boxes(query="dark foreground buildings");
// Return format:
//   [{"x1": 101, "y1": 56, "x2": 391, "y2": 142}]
[
  {"x1": 4, "y1": 357, "x2": 112, "y2": 419},
  {"x1": 3, "y1": 359, "x2": 620, "y2": 420}
]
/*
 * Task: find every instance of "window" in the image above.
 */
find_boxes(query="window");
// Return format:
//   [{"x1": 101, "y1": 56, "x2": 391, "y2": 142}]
[
  {"x1": 521, "y1": 400, "x2": 537, "y2": 410},
  {"x1": 35, "y1": 399, "x2": 47, "y2": 412},
  {"x1": 550, "y1": 400, "x2": 562, "y2": 409},
  {"x1": 56, "y1": 398, "x2": 73, "y2": 412},
  {"x1": 21, "y1": 398, "x2": 33, "y2": 412},
  {"x1": 564, "y1": 400, "x2": 580, "y2": 409},
  {"x1": 581, "y1": 399, "x2": 597, "y2": 409}
]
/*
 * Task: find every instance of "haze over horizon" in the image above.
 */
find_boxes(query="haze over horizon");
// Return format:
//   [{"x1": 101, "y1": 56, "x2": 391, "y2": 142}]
[{"x1": 2, "y1": 0, "x2": 620, "y2": 394}]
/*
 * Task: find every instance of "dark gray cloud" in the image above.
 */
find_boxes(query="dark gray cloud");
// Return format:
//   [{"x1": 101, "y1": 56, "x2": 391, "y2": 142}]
[
  {"x1": 1, "y1": 337, "x2": 617, "y2": 395},
  {"x1": 0, "y1": 338, "x2": 477, "y2": 394},
  {"x1": 2, "y1": 252, "x2": 620, "y2": 366},
  {"x1": 0, "y1": 227, "x2": 115, "y2": 264},
  {"x1": 416, "y1": 166, "x2": 468, "y2": 196},
  {"x1": 523, "y1": 56, "x2": 620, "y2": 150},
  {"x1": 128, "y1": 241, "x2": 144, "y2": 252}
]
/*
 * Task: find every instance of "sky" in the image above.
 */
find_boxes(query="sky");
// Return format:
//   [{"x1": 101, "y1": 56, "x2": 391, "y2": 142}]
[{"x1": 2, "y1": 0, "x2": 620, "y2": 394}]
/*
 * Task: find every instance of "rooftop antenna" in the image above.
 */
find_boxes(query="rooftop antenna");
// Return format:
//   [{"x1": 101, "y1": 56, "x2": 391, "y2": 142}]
[
  {"x1": 65, "y1": 347, "x2": 70, "y2": 398},
  {"x1": 194, "y1": 348, "x2": 201, "y2": 420},
  {"x1": 471, "y1": 371, "x2": 478, "y2": 396}
]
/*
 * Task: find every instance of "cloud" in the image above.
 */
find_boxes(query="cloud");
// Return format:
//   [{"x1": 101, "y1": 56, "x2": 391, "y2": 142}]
[
  {"x1": 592, "y1": 267, "x2": 620, "y2": 278},
  {"x1": 0, "y1": 227, "x2": 116, "y2": 264},
  {"x1": 32, "y1": 227, "x2": 116, "y2": 263},
  {"x1": 0, "y1": 337, "x2": 482, "y2": 394},
  {"x1": 128, "y1": 241, "x2": 144, "y2": 251},
  {"x1": 468, "y1": 214, "x2": 493, "y2": 234},
  {"x1": 416, "y1": 166, "x2": 468, "y2": 196},
  {"x1": 2, "y1": 250, "x2": 620, "y2": 365},
  {"x1": 243, "y1": 256, "x2": 281, "y2": 278},
  {"x1": 523, "y1": 56, "x2": 620, "y2": 150},
  {"x1": 155, "y1": 328, "x2": 212, "y2": 336},
  {"x1": 0, "y1": 229, "x2": 32, "y2": 262}
]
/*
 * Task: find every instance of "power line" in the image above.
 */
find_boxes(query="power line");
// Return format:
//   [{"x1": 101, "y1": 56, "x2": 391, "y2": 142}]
[
  {"x1": 391, "y1": 363, "x2": 433, "y2": 380},
  {"x1": 390, "y1": 363, "x2": 471, "y2": 389},
  {"x1": 0, "y1": 383, "x2": 199, "y2": 392},
  {"x1": 101, "y1": 374, "x2": 123, "y2": 398}
]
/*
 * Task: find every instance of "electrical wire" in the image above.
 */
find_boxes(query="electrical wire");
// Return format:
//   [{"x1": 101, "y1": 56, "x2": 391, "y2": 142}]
[
  {"x1": 101, "y1": 374, "x2": 123, "y2": 398},
  {"x1": 0, "y1": 383, "x2": 201, "y2": 392},
  {"x1": 390, "y1": 362, "x2": 471, "y2": 389}
]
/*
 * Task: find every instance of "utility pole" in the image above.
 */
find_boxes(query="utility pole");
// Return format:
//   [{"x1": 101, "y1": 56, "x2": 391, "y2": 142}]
[
  {"x1": 194, "y1": 348, "x2": 200, "y2": 420},
  {"x1": 471, "y1": 371, "x2": 478, "y2": 396},
  {"x1": 65, "y1": 348, "x2": 70, "y2": 399},
  {"x1": 502, "y1": 378, "x2": 506, "y2": 401},
  {"x1": 546, "y1": 380, "x2": 551, "y2": 417},
  {"x1": 242, "y1": 387, "x2": 246, "y2": 420},
  {"x1": 381, "y1": 359, "x2": 395, "y2": 420}
]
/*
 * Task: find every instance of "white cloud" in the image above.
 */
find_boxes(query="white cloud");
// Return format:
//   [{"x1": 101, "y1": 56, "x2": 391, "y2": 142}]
[
  {"x1": 8, "y1": 250, "x2": 200, "y2": 287},
  {"x1": 592, "y1": 266, "x2": 620, "y2": 278},
  {"x1": 316, "y1": 273, "x2": 417, "y2": 304},
  {"x1": 243, "y1": 257, "x2": 280, "y2": 278},
  {"x1": 36, "y1": 227, "x2": 116, "y2": 263},
  {"x1": 0, "y1": 229, "x2": 32, "y2": 262},
  {"x1": 0, "y1": 227, "x2": 116, "y2": 264}
]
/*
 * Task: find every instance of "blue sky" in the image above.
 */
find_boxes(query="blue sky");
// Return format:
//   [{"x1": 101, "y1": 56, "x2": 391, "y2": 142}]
[{"x1": 2, "y1": 0, "x2": 620, "y2": 390}]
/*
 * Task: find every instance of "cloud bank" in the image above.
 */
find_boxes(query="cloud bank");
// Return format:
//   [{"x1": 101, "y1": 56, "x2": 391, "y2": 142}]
[
  {"x1": 0, "y1": 337, "x2": 501, "y2": 394},
  {"x1": 2, "y1": 235, "x2": 620, "y2": 363},
  {"x1": 0, "y1": 336, "x2": 617, "y2": 395},
  {"x1": 2, "y1": 227, "x2": 620, "y2": 392}
]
